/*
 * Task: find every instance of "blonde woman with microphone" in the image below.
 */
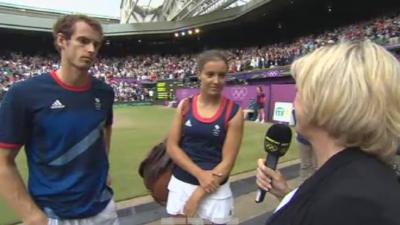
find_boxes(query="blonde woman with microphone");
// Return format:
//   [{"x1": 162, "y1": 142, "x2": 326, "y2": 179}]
[{"x1": 257, "y1": 41, "x2": 400, "y2": 225}]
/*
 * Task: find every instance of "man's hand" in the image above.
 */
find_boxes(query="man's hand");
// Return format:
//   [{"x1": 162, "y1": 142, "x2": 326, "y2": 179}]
[
  {"x1": 107, "y1": 173, "x2": 112, "y2": 186},
  {"x1": 24, "y1": 212, "x2": 48, "y2": 225}
]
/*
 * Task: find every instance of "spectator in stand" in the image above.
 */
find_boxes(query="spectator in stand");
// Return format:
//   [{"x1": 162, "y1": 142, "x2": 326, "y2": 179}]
[
  {"x1": 1, "y1": 11, "x2": 399, "y2": 99},
  {"x1": 255, "y1": 86, "x2": 266, "y2": 123}
]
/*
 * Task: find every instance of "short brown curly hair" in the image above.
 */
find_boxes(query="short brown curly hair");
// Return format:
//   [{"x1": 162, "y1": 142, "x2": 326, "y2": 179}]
[{"x1": 52, "y1": 14, "x2": 103, "y2": 52}]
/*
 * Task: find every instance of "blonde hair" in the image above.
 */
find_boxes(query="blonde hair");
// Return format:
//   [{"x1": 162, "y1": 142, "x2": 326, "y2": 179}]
[{"x1": 291, "y1": 40, "x2": 400, "y2": 160}]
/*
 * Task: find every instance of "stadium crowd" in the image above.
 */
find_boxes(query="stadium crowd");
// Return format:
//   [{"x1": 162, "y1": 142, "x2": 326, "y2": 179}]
[{"x1": 0, "y1": 12, "x2": 399, "y2": 102}]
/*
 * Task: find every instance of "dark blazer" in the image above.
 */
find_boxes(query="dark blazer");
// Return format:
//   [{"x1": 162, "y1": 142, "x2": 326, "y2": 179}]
[{"x1": 266, "y1": 147, "x2": 400, "y2": 225}]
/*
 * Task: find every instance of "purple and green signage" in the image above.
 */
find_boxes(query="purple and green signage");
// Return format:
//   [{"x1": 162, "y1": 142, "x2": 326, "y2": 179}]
[{"x1": 176, "y1": 83, "x2": 296, "y2": 122}]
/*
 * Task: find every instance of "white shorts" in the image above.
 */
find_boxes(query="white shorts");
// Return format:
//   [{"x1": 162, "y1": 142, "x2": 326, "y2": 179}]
[
  {"x1": 166, "y1": 175, "x2": 234, "y2": 224},
  {"x1": 47, "y1": 200, "x2": 119, "y2": 225}
]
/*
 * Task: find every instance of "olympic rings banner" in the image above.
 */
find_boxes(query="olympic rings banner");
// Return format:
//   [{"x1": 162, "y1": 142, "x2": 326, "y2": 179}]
[{"x1": 175, "y1": 83, "x2": 296, "y2": 122}]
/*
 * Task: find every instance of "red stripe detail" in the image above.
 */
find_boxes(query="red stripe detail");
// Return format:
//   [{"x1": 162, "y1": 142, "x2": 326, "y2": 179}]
[
  {"x1": 0, "y1": 142, "x2": 22, "y2": 149},
  {"x1": 224, "y1": 100, "x2": 234, "y2": 129},
  {"x1": 192, "y1": 95, "x2": 227, "y2": 123},
  {"x1": 181, "y1": 98, "x2": 190, "y2": 118},
  {"x1": 50, "y1": 70, "x2": 91, "y2": 92}
]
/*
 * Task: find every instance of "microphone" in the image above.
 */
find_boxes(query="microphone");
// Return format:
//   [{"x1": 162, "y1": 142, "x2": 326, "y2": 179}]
[{"x1": 255, "y1": 123, "x2": 292, "y2": 203}]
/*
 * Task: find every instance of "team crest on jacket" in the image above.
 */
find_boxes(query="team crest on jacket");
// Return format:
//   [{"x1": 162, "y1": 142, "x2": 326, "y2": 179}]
[
  {"x1": 94, "y1": 98, "x2": 101, "y2": 110},
  {"x1": 212, "y1": 124, "x2": 221, "y2": 136}
]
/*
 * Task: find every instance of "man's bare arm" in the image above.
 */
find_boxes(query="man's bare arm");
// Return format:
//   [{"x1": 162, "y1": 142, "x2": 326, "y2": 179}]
[{"x1": 0, "y1": 147, "x2": 47, "y2": 225}]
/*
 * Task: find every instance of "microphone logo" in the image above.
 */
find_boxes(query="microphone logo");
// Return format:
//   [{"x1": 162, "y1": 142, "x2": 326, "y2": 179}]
[
  {"x1": 265, "y1": 135, "x2": 290, "y2": 156},
  {"x1": 264, "y1": 136, "x2": 279, "y2": 153}
]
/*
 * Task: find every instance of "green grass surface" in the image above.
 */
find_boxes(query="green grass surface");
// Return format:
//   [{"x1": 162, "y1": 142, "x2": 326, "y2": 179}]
[{"x1": 0, "y1": 106, "x2": 298, "y2": 225}]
